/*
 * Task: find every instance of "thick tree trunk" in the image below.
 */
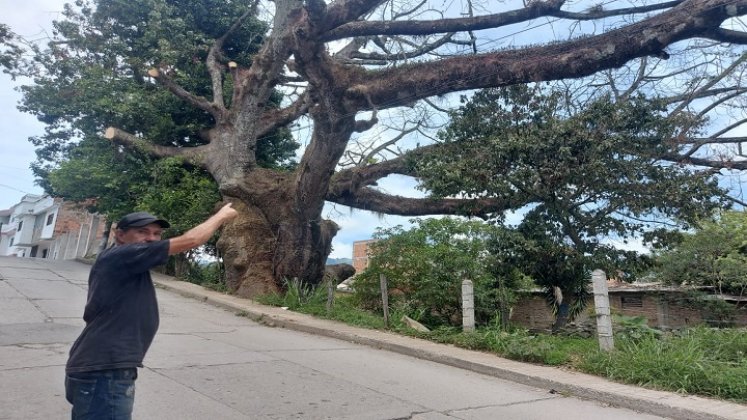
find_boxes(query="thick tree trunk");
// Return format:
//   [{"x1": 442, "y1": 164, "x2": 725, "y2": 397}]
[
  {"x1": 272, "y1": 216, "x2": 339, "y2": 287},
  {"x1": 216, "y1": 198, "x2": 339, "y2": 298},
  {"x1": 552, "y1": 302, "x2": 571, "y2": 334},
  {"x1": 217, "y1": 200, "x2": 280, "y2": 297}
]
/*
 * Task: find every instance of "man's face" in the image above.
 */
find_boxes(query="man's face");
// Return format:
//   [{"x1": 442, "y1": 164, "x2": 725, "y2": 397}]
[{"x1": 116, "y1": 223, "x2": 164, "y2": 245}]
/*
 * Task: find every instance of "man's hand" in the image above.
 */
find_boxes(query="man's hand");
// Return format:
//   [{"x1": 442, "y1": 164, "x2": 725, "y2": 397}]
[
  {"x1": 216, "y1": 203, "x2": 239, "y2": 223},
  {"x1": 168, "y1": 202, "x2": 240, "y2": 255}
]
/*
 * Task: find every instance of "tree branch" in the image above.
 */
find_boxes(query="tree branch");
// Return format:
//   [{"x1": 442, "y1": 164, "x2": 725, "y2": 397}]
[
  {"x1": 147, "y1": 68, "x2": 222, "y2": 119},
  {"x1": 661, "y1": 153, "x2": 747, "y2": 170},
  {"x1": 359, "y1": 125, "x2": 419, "y2": 165},
  {"x1": 551, "y1": 1, "x2": 683, "y2": 20},
  {"x1": 670, "y1": 53, "x2": 747, "y2": 115},
  {"x1": 206, "y1": 5, "x2": 257, "y2": 109},
  {"x1": 341, "y1": 0, "x2": 747, "y2": 112},
  {"x1": 330, "y1": 143, "x2": 440, "y2": 197},
  {"x1": 346, "y1": 33, "x2": 458, "y2": 62},
  {"x1": 104, "y1": 127, "x2": 209, "y2": 167},
  {"x1": 323, "y1": 0, "x2": 388, "y2": 33},
  {"x1": 326, "y1": 186, "x2": 523, "y2": 217},
  {"x1": 664, "y1": 87, "x2": 747, "y2": 106},
  {"x1": 702, "y1": 28, "x2": 747, "y2": 44},
  {"x1": 324, "y1": 0, "x2": 564, "y2": 40},
  {"x1": 686, "y1": 136, "x2": 747, "y2": 145},
  {"x1": 257, "y1": 93, "x2": 312, "y2": 137}
]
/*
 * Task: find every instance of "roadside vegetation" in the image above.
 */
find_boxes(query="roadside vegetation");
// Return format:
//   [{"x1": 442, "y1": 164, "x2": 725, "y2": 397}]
[
  {"x1": 247, "y1": 211, "x2": 747, "y2": 404},
  {"x1": 256, "y1": 282, "x2": 747, "y2": 403},
  {"x1": 183, "y1": 210, "x2": 747, "y2": 403}
]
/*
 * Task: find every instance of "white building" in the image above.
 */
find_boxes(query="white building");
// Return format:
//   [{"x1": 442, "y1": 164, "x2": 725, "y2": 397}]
[{"x1": 0, "y1": 194, "x2": 105, "y2": 259}]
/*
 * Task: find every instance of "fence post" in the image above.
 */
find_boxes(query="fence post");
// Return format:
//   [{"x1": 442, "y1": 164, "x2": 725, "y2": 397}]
[
  {"x1": 462, "y1": 279, "x2": 475, "y2": 332},
  {"x1": 592, "y1": 269, "x2": 614, "y2": 351},
  {"x1": 326, "y1": 275, "x2": 334, "y2": 313},
  {"x1": 380, "y1": 274, "x2": 390, "y2": 327}
]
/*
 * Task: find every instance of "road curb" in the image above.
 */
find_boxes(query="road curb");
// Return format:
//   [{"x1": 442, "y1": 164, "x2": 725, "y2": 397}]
[{"x1": 148, "y1": 273, "x2": 747, "y2": 420}]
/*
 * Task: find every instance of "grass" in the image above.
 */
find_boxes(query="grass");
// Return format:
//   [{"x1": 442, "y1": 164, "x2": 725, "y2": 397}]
[
  {"x1": 256, "y1": 283, "x2": 387, "y2": 329},
  {"x1": 255, "y1": 284, "x2": 747, "y2": 404},
  {"x1": 580, "y1": 328, "x2": 747, "y2": 401}
]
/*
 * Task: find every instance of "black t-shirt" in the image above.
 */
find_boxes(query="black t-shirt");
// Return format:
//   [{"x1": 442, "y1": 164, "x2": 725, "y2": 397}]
[{"x1": 66, "y1": 240, "x2": 170, "y2": 373}]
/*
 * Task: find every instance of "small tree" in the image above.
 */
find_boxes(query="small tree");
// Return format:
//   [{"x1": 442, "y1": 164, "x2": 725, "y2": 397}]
[
  {"x1": 484, "y1": 229, "x2": 534, "y2": 330},
  {"x1": 353, "y1": 218, "x2": 502, "y2": 328},
  {"x1": 654, "y1": 211, "x2": 747, "y2": 297}
]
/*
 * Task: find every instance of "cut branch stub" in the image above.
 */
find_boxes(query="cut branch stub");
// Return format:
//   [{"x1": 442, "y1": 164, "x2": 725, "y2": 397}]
[
  {"x1": 228, "y1": 61, "x2": 238, "y2": 69},
  {"x1": 147, "y1": 68, "x2": 160, "y2": 78}
]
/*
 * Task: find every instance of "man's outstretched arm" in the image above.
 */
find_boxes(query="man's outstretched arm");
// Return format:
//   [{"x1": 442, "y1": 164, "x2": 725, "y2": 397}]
[{"x1": 168, "y1": 203, "x2": 238, "y2": 255}]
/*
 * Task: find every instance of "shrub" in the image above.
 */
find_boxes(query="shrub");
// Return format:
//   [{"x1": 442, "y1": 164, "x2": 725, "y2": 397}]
[{"x1": 351, "y1": 218, "x2": 503, "y2": 328}]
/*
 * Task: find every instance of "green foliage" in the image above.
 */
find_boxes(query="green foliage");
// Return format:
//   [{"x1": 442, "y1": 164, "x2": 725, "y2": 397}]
[
  {"x1": 258, "y1": 289, "x2": 389, "y2": 330},
  {"x1": 20, "y1": 0, "x2": 299, "y2": 217},
  {"x1": 183, "y1": 261, "x2": 227, "y2": 292},
  {"x1": 352, "y1": 218, "x2": 504, "y2": 328},
  {"x1": 653, "y1": 211, "x2": 747, "y2": 296},
  {"x1": 581, "y1": 327, "x2": 747, "y2": 401},
  {"x1": 138, "y1": 157, "x2": 221, "y2": 244},
  {"x1": 504, "y1": 220, "x2": 593, "y2": 323},
  {"x1": 0, "y1": 24, "x2": 25, "y2": 77},
  {"x1": 612, "y1": 315, "x2": 663, "y2": 342},
  {"x1": 45, "y1": 136, "x2": 152, "y2": 217},
  {"x1": 419, "y1": 325, "x2": 593, "y2": 365},
  {"x1": 417, "y1": 84, "x2": 726, "y2": 274},
  {"x1": 261, "y1": 288, "x2": 747, "y2": 402},
  {"x1": 46, "y1": 139, "x2": 222, "y2": 248},
  {"x1": 260, "y1": 278, "x2": 329, "y2": 311}
]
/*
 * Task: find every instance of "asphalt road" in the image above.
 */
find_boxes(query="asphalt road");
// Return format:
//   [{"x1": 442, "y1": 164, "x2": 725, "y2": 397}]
[{"x1": 0, "y1": 256, "x2": 670, "y2": 420}]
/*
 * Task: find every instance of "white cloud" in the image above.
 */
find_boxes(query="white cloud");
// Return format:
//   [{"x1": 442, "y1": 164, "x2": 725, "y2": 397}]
[{"x1": 328, "y1": 240, "x2": 352, "y2": 259}]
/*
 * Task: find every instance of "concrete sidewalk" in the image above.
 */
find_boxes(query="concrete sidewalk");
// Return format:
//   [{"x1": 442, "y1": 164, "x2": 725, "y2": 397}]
[{"x1": 150, "y1": 273, "x2": 747, "y2": 420}]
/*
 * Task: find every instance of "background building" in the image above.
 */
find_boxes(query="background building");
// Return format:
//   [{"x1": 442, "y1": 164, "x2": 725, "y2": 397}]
[
  {"x1": 352, "y1": 239, "x2": 378, "y2": 273},
  {"x1": 0, "y1": 194, "x2": 106, "y2": 259}
]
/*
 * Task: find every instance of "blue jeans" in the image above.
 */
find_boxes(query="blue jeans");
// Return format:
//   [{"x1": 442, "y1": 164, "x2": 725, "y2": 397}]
[{"x1": 65, "y1": 368, "x2": 138, "y2": 420}]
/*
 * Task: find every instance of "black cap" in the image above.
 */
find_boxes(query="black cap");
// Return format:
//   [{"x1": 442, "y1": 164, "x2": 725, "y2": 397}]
[{"x1": 117, "y1": 211, "x2": 170, "y2": 230}]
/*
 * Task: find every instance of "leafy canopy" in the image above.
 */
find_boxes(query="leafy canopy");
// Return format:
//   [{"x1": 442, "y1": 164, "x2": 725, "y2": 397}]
[
  {"x1": 653, "y1": 211, "x2": 747, "y2": 296},
  {"x1": 20, "y1": 0, "x2": 299, "y2": 220},
  {"x1": 417, "y1": 85, "x2": 728, "y2": 273}
]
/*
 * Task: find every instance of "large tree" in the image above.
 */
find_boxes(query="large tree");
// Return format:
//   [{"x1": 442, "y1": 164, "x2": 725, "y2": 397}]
[{"x1": 17, "y1": 0, "x2": 747, "y2": 296}]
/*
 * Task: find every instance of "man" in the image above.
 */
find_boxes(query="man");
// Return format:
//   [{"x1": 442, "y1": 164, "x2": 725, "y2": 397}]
[{"x1": 65, "y1": 203, "x2": 238, "y2": 419}]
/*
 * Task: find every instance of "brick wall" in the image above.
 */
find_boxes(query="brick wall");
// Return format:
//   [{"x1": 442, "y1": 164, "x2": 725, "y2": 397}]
[
  {"x1": 50, "y1": 201, "x2": 107, "y2": 259},
  {"x1": 509, "y1": 294, "x2": 555, "y2": 329},
  {"x1": 53, "y1": 201, "x2": 90, "y2": 236},
  {"x1": 511, "y1": 290, "x2": 747, "y2": 330},
  {"x1": 352, "y1": 239, "x2": 378, "y2": 273}
]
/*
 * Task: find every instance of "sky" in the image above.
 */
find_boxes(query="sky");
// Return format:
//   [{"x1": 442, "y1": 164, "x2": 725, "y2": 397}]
[{"x1": 0, "y1": 1, "x2": 61, "y2": 210}]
